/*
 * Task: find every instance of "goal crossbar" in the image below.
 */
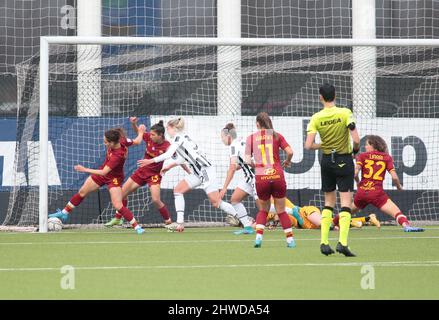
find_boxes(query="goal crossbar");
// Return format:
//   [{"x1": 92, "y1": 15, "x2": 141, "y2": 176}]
[{"x1": 41, "y1": 36, "x2": 439, "y2": 47}]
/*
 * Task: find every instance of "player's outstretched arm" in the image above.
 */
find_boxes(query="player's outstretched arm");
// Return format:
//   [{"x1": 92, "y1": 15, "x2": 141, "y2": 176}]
[
  {"x1": 160, "y1": 162, "x2": 179, "y2": 175},
  {"x1": 131, "y1": 124, "x2": 146, "y2": 145},
  {"x1": 138, "y1": 142, "x2": 179, "y2": 167},
  {"x1": 129, "y1": 117, "x2": 139, "y2": 134},
  {"x1": 390, "y1": 170, "x2": 403, "y2": 190},
  {"x1": 74, "y1": 164, "x2": 112, "y2": 176}
]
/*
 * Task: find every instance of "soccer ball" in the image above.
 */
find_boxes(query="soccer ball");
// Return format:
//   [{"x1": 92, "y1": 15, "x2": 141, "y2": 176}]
[
  {"x1": 48, "y1": 217, "x2": 63, "y2": 232},
  {"x1": 165, "y1": 222, "x2": 184, "y2": 232},
  {"x1": 225, "y1": 214, "x2": 241, "y2": 227}
]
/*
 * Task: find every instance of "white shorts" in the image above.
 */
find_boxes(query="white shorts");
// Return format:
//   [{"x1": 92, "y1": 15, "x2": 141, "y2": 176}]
[
  {"x1": 236, "y1": 177, "x2": 258, "y2": 200},
  {"x1": 184, "y1": 166, "x2": 219, "y2": 195}
]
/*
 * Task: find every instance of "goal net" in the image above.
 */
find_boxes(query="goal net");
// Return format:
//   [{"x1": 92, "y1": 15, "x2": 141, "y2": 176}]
[{"x1": 4, "y1": 37, "x2": 439, "y2": 230}]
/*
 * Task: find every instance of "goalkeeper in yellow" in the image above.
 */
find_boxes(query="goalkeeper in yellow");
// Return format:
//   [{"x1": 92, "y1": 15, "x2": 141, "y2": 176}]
[{"x1": 264, "y1": 198, "x2": 381, "y2": 230}]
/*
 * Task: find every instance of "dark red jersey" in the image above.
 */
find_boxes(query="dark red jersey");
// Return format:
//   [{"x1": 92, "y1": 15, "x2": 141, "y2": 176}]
[
  {"x1": 141, "y1": 132, "x2": 171, "y2": 174},
  {"x1": 100, "y1": 137, "x2": 134, "y2": 181},
  {"x1": 245, "y1": 130, "x2": 290, "y2": 183},
  {"x1": 356, "y1": 151, "x2": 395, "y2": 191}
]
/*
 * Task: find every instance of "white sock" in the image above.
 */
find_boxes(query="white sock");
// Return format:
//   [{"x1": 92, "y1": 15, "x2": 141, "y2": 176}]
[
  {"x1": 255, "y1": 224, "x2": 265, "y2": 241},
  {"x1": 219, "y1": 201, "x2": 238, "y2": 217},
  {"x1": 130, "y1": 219, "x2": 140, "y2": 230},
  {"x1": 284, "y1": 228, "x2": 293, "y2": 244},
  {"x1": 174, "y1": 193, "x2": 185, "y2": 224},
  {"x1": 232, "y1": 203, "x2": 252, "y2": 227}
]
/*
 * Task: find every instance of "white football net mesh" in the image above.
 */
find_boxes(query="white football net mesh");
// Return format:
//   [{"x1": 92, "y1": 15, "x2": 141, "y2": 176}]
[
  {"x1": 3, "y1": 42, "x2": 439, "y2": 227},
  {"x1": 2, "y1": 0, "x2": 439, "y2": 227}
]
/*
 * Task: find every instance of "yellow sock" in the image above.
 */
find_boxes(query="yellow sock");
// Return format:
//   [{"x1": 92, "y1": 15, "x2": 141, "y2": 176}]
[
  {"x1": 339, "y1": 209, "x2": 351, "y2": 246},
  {"x1": 321, "y1": 207, "x2": 333, "y2": 245},
  {"x1": 351, "y1": 217, "x2": 366, "y2": 226}
]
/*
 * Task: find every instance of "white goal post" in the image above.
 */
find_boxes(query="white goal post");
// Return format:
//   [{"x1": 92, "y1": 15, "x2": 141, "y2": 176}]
[{"x1": 38, "y1": 36, "x2": 439, "y2": 232}]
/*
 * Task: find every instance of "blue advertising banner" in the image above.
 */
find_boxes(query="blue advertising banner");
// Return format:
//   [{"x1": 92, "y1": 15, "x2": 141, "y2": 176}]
[{"x1": 0, "y1": 116, "x2": 150, "y2": 191}]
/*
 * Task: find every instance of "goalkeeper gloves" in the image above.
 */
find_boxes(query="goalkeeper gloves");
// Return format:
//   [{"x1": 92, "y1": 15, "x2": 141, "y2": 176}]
[{"x1": 291, "y1": 206, "x2": 304, "y2": 227}]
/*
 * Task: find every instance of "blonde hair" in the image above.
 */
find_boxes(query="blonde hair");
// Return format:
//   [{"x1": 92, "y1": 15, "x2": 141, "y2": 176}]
[{"x1": 167, "y1": 117, "x2": 185, "y2": 131}]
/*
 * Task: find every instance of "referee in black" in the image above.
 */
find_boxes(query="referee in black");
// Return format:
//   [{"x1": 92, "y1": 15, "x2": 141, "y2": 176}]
[{"x1": 305, "y1": 83, "x2": 360, "y2": 257}]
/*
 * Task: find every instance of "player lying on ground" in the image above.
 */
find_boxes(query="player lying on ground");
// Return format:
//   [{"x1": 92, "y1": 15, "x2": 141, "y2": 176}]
[
  {"x1": 105, "y1": 117, "x2": 191, "y2": 228},
  {"x1": 220, "y1": 122, "x2": 258, "y2": 235},
  {"x1": 332, "y1": 213, "x2": 380, "y2": 230},
  {"x1": 49, "y1": 126, "x2": 146, "y2": 234},
  {"x1": 245, "y1": 112, "x2": 296, "y2": 248},
  {"x1": 227, "y1": 197, "x2": 380, "y2": 230},
  {"x1": 268, "y1": 198, "x2": 380, "y2": 230},
  {"x1": 139, "y1": 117, "x2": 241, "y2": 232},
  {"x1": 353, "y1": 135, "x2": 424, "y2": 232}
]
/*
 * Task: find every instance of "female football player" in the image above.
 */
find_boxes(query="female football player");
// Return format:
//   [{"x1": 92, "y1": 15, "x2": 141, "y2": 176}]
[
  {"x1": 262, "y1": 197, "x2": 381, "y2": 230},
  {"x1": 220, "y1": 123, "x2": 257, "y2": 235},
  {"x1": 245, "y1": 112, "x2": 295, "y2": 248},
  {"x1": 105, "y1": 117, "x2": 190, "y2": 228},
  {"x1": 353, "y1": 135, "x2": 424, "y2": 232},
  {"x1": 138, "y1": 117, "x2": 240, "y2": 232},
  {"x1": 49, "y1": 125, "x2": 146, "y2": 234}
]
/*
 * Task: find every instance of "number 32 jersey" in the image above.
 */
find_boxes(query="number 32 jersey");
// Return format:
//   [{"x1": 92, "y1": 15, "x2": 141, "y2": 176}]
[{"x1": 356, "y1": 151, "x2": 395, "y2": 191}]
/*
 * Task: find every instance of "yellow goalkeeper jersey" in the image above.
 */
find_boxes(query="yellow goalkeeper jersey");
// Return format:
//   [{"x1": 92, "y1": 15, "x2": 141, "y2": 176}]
[{"x1": 269, "y1": 198, "x2": 321, "y2": 229}]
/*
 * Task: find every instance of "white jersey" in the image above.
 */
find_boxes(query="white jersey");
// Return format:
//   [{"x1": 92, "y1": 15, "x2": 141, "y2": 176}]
[
  {"x1": 230, "y1": 137, "x2": 255, "y2": 183},
  {"x1": 171, "y1": 133, "x2": 212, "y2": 177}
]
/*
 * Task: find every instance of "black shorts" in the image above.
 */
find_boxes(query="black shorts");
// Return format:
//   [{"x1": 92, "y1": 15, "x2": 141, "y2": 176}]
[{"x1": 320, "y1": 153, "x2": 354, "y2": 193}]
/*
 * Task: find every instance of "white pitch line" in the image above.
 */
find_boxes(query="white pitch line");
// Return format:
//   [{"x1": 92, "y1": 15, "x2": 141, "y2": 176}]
[
  {"x1": 1, "y1": 227, "x2": 439, "y2": 236},
  {"x1": 0, "y1": 236, "x2": 439, "y2": 246},
  {"x1": 1, "y1": 261, "x2": 439, "y2": 272}
]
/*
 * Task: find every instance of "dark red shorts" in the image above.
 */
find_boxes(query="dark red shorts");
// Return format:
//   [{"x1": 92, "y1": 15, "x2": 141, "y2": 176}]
[
  {"x1": 354, "y1": 188, "x2": 389, "y2": 209},
  {"x1": 91, "y1": 174, "x2": 123, "y2": 189},
  {"x1": 130, "y1": 167, "x2": 162, "y2": 187},
  {"x1": 255, "y1": 178, "x2": 287, "y2": 201}
]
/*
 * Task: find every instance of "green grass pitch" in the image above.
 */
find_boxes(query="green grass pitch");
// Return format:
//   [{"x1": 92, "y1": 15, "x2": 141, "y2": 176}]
[{"x1": 0, "y1": 226, "x2": 438, "y2": 299}]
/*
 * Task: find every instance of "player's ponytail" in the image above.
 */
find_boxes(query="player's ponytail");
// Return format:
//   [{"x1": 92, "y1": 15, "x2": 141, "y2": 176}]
[
  {"x1": 256, "y1": 112, "x2": 278, "y2": 138},
  {"x1": 168, "y1": 117, "x2": 185, "y2": 132},
  {"x1": 105, "y1": 128, "x2": 122, "y2": 143},
  {"x1": 366, "y1": 135, "x2": 388, "y2": 153},
  {"x1": 151, "y1": 120, "x2": 165, "y2": 137},
  {"x1": 222, "y1": 123, "x2": 237, "y2": 139}
]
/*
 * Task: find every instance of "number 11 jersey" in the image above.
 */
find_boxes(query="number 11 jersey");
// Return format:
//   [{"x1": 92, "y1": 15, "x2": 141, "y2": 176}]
[{"x1": 245, "y1": 129, "x2": 290, "y2": 182}]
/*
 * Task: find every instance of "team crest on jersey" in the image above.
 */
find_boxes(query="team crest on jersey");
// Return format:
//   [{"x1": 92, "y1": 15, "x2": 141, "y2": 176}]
[
  {"x1": 361, "y1": 181, "x2": 375, "y2": 191},
  {"x1": 264, "y1": 168, "x2": 277, "y2": 176}
]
